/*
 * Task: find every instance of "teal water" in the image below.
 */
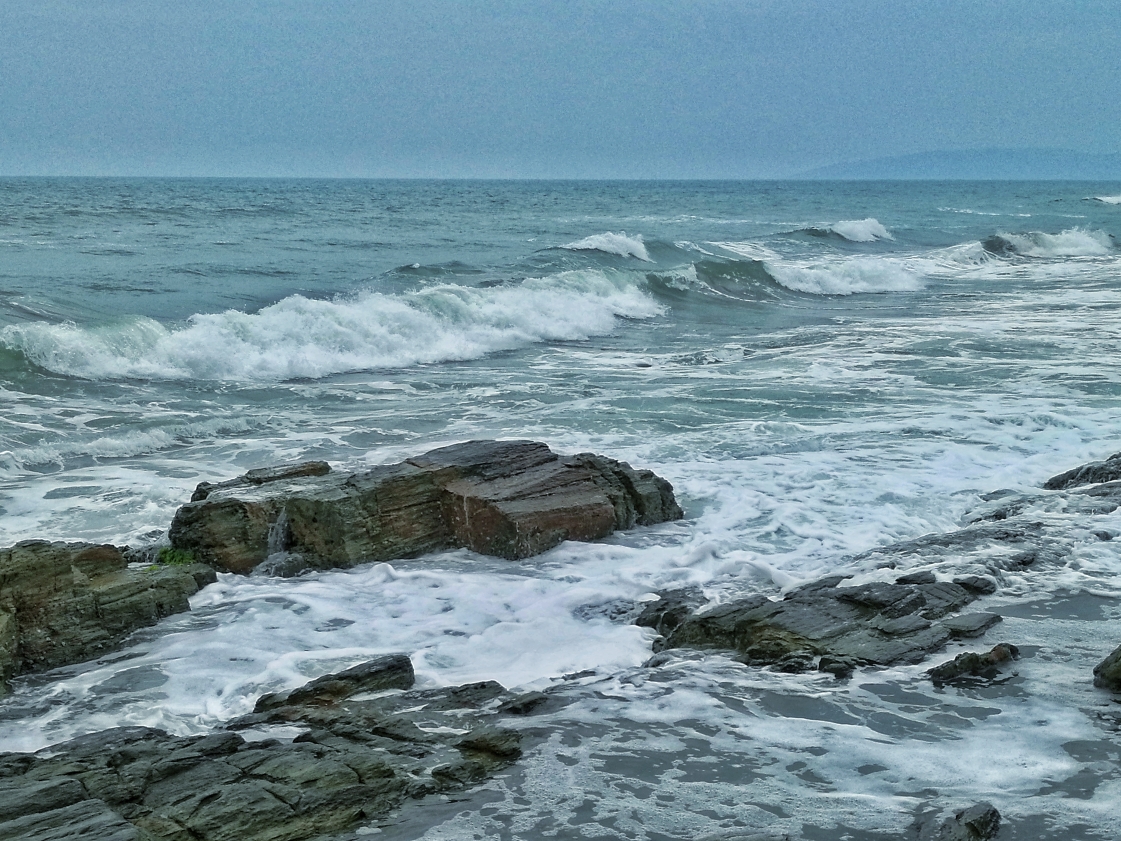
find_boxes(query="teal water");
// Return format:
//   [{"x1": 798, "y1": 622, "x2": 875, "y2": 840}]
[{"x1": 2, "y1": 179, "x2": 1121, "y2": 837}]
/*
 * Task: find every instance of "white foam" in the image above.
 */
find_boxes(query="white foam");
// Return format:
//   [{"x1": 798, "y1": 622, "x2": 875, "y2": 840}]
[
  {"x1": 561, "y1": 232, "x2": 652, "y2": 261},
  {"x1": 0, "y1": 271, "x2": 662, "y2": 382},
  {"x1": 1089, "y1": 195, "x2": 1121, "y2": 205},
  {"x1": 829, "y1": 218, "x2": 894, "y2": 242},
  {"x1": 766, "y1": 256, "x2": 922, "y2": 295},
  {"x1": 999, "y1": 228, "x2": 1114, "y2": 257}
]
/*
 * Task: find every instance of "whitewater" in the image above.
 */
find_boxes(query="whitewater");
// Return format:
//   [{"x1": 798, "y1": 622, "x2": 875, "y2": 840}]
[{"x1": 1, "y1": 178, "x2": 1121, "y2": 839}]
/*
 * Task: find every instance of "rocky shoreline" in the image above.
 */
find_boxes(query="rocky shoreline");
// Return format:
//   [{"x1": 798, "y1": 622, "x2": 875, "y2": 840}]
[{"x1": 2, "y1": 441, "x2": 1121, "y2": 839}]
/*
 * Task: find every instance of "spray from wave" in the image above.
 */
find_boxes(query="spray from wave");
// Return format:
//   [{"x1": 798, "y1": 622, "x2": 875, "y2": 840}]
[
  {"x1": 0, "y1": 271, "x2": 662, "y2": 382},
  {"x1": 560, "y1": 232, "x2": 651, "y2": 261},
  {"x1": 982, "y1": 228, "x2": 1114, "y2": 258}
]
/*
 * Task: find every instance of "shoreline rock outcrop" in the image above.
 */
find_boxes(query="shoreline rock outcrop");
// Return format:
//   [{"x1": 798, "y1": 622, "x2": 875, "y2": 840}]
[
  {"x1": 0, "y1": 656, "x2": 533, "y2": 841},
  {"x1": 169, "y1": 440, "x2": 683, "y2": 575},
  {"x1": 0, "y1": 541, "x2": 215, "y2": 689}
]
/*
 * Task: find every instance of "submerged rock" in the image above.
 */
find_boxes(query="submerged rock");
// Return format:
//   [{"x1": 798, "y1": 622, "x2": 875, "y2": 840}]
[
  {"x1": 0, "y1": 541, "x2": 215, "y2": 688},
  {"x1": 1093, "y1": 643, "x2": 1121, "y2": 692},
  {"x1": 169, "y1": 440, "x2": 683, "y2": 574},
  {"x1": 916, "y1": 801, "x2": 1001, "y2": 840},
  {"x1": 928, "y1": 643, "x2": 1020, "y2": 686},
  {"x1": 0, "y1": 656, "x2": 534, "y2": 840}
]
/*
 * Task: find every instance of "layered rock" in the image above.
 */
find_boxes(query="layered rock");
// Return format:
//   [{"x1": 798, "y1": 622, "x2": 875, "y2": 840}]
[
  {"x1": 0, "y1": 656, "x2": 535, "y2": 841},
  {"x1": 169, "y1": 440, "x2": 683, "y2": 575},
  {"x1": 646, "y1": 574, "x2": 1001, "y2": 676},
  {"x1": 0, "y1": 541, "x2": 215, "y2": 688}
]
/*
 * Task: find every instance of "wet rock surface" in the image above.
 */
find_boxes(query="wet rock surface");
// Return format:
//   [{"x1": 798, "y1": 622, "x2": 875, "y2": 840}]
[
  {"x1": 1093, "y1": 643, "x2": 1121, "y2": 692},
  {"x1": 0, "y1": 656, "x2": 532, "y2": 841},
  {"x1": 169, "y1": 440, "x2": 682, "y2": 574},
  {"x1": 0, "y1": 541, "x2": 215, "y2": 688},
  {"x1": 651, "y1": 574, "x2": 998, "y2": 672},
  {"x1": 928, "y1": 643, "x2": 1020, "y2": 686}
]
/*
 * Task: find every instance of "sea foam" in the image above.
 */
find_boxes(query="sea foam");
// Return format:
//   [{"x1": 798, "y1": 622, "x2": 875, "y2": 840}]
[
  {"x1": 561, "y1": 232, "x2": 652, "y2": 261},
  {"x1": 1088, "y1": 195, "x2": 1121, "y2": 205},
  {"x1": 0, "y1": 271, "x2": 662, "y2": 382}
]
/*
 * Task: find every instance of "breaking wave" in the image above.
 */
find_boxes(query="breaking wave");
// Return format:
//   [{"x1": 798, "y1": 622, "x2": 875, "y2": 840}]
[
  {"x1": 1087, "y1": 195, "x2": 1121, "y2": 205},
  {"x1": 982, "y1": 228, "x2": 1115, "y2": 258},
  {"x1": 767, "y1": 256, "x2": 921, "y2": 295},
  {"x1": 796, "y1": 218, "x2": 894, "y2": 243},
  {"x1": 560, "y1": 232, "x2": 652, "y2": 261},
  {"x1": 0, "y1": 271, "x2": 662, "y2": 382}
]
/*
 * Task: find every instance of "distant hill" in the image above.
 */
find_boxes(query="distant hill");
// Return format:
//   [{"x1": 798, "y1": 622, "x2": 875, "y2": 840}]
[{"x1": 797, "y1": 149, "x2": 1121, "y2": 180}]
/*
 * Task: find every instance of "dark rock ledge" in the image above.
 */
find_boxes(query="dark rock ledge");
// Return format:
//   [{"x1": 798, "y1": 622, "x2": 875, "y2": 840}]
[{"x1": 0, "y1": 654, "x2": 542, "y2": 841}]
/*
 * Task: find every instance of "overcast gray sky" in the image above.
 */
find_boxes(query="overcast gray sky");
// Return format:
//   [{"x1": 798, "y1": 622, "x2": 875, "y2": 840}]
[{"x1": 1, "y1": 0, "x2": 1117, "y2": 178}]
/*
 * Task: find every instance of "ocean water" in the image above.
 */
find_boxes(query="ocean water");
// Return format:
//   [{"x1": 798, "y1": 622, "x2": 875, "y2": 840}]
[{"x1": 2, "y1": 178, "x2": 1121, "y2": 838}]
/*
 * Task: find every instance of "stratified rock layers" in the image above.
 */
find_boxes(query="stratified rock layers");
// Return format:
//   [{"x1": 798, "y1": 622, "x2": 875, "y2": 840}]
[
  {"x1": 0, "y1": 542, "x2": 215, "y2": 685},
  {"x1": 169, "y1": 440, "x2": 683, "y2": 574}
]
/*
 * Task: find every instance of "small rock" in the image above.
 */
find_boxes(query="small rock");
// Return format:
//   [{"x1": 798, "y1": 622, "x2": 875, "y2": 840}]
[
  {"x1": 920, "y1": 802, "x2": 1002, "y2": 840},
  {"x1": 254, "y1": 654, "x2": 415, "y2": 711},
  {"x1": 896, "y1": 570, "x2": 937, "y2": 585},
  {"x1": 929, "y1": 643, "x2": 1019, "y2": 685},
  {"x1": 940, "y1": 613, "x2": 1002, "y2": 638},
  {"x1": 634, "y1": 586, "x2": 708, "y2": 638},
  {"x1": 818, "y1": 655, "x2": 860, "y2": 679},
  {"x1": 1044, "y1": 452, "x2": 1121, "y2": 490},
  {"x1": 1093, "y1": 644, "x2": 1121, "y2": 692},
  {"x1": 952, "y1": 576, "x2": 997, "y2": 595}
]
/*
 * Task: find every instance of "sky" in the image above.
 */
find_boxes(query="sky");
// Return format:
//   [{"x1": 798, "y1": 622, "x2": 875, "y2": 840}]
[{"x1": 1, "y1": 0, "x2": 1118, "y2": 178}]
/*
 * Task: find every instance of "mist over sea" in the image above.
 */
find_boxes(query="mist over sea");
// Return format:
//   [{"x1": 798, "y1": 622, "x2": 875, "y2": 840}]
[{"x1": 2, "y1": 178, "x2": 1121, "y2": 838}]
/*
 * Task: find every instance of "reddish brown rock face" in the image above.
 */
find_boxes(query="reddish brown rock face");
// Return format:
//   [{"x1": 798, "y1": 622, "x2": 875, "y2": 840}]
[{"x1": 169, "y1": 440, "x2": 683, "y2": 575}]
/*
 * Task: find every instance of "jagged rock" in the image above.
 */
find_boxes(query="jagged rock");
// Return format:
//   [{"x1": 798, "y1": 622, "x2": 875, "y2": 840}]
[
  {"x1": 254, "y1": 653, "x2": 414, "y2": 711},
  {"x1": 652, "y1": 575, "x2": 1005, "y2": 671},
  {"x1": 916, "y1": 802, "x2": 1002, "y2": 840},
  {"x1": 1093, "y1": 644, "x2": 1121, "y2": 692},
  {"x1": 0, "y1": 657, "x2": 537, "y2": 840},
  {"x1": 634, "y1": 586, "x2": 708, "y2": 639},
  {"x1": 169, "y1": 440, "x2": 683, "y2": 574},
  {"x1": 0, "y1": 541, "x2": 216, "y2": 686},
  {"x1": 928, "y1": 643, "x2": 1020, "y2": 685},
  {"x1": 1044, "y1": 451, "x2": 1121, "y2": 490}
]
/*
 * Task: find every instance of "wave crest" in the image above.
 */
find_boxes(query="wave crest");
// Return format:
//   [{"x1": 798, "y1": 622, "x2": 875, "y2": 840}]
[
  {"x1": 766, "y1": 257, "x2": 921, "y2": 296},
  {"x1": 982, "y1": 228, "x2": 1114, "y2": 258},
  {"x1": 0, "y1": 271, "x2": 662, "y2": 382},
  {"x1": 1088, "y1": 195, "x2": 1121, "y2": 205},
  {"x1": 796, "y1": 218, "x2": 894, "y2": 243},
  {"x1": 561, "y1": 232, "x2": 651, "y2": 261}
]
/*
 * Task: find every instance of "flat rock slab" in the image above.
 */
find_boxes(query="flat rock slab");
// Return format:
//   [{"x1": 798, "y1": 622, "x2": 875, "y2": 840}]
[
  {"x1": 651, "y1": 574, "x2": 1002, "y2": 672},
  {"x1": 0, "y1": 541, "x2": 216, "y2": 686},
  {"x1": 0, "y1": 656, "x2": 537, "y2": 841},
  {"x1": 169, "y1": 440, "x2": 683, "y2": 574}
]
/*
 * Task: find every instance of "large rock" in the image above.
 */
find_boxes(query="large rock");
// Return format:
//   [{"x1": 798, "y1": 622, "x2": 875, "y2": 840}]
[
  {"x1": 0, "y1": 657, "x2": 536, "y2": 841},
  {"x1": 169, "y1": 440, "x2": 683, "y2": 574},
  {"x1": 1093, "y1": 643, "x2": 1121, "y2": 692},
  {"x1": 0, "y1": 542, "x2": 216, "y2": 687}
]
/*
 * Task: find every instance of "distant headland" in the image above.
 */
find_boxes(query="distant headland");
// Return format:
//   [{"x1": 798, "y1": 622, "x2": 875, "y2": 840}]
[{"x1": 796, "y1": 148, "x2": 1121, "y2": 180}]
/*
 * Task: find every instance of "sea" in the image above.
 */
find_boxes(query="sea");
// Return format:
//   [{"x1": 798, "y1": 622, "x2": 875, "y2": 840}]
[{"x1": 1, "y1": 178, "x2": 1121, "y2": 838}]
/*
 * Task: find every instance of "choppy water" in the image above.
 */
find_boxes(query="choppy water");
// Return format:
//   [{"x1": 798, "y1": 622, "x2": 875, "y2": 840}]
[{"x1": 2, "y1": 178, "x2": 1121, "y2": 837}]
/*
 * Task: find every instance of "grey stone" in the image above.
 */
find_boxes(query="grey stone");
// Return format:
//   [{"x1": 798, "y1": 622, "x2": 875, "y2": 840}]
[
  {"x1": 941, "y1": 613, "x2": 1002, "y2": 638},
  {"x1": 917, "y1": 802, "x2": 1002, "y2": 840}
]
